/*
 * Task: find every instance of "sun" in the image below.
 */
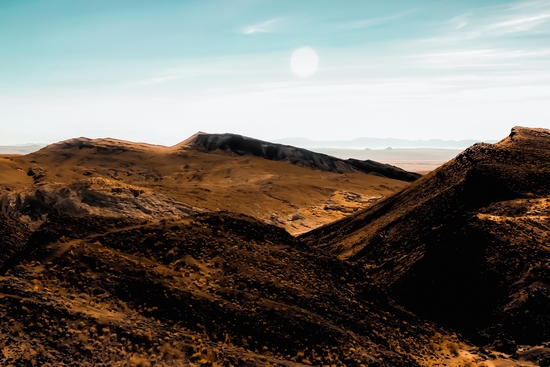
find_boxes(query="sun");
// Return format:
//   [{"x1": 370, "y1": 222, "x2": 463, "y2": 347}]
[{"x1": 290, "y1": 47, "x2": 319, "y2": 77}]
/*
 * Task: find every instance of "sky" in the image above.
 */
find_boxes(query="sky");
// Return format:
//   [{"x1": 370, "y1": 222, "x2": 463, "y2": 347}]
[{"x1": 1, "y1": 0, "x2": 549, "y2": 145}]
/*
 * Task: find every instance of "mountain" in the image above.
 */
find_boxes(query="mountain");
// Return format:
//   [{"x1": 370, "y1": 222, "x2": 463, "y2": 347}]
[
  {"x1": 0, "y1": 134, "x2": 416, "y2": 235},
  {"x1": 275, "y1": 137, "x2": 498, "y2": 149},
  {"x1": 301, "y1": 126, "x2": 550, "y2": 348},
  {"x1": 179, "y1": 132, "x2": 421, "y2": 182},
  {"x1": 309, "y1": 148, "x2": 463, "y2": 174},
  {"x1": 0, "y1": 208, "x2": 481, "y2": 366},
  {"x1": 0, "y1": 144, "x2": 45, "y2": 155},
  {"x1": 0, "y1": 130, "x2": 543, "y2": 366}
]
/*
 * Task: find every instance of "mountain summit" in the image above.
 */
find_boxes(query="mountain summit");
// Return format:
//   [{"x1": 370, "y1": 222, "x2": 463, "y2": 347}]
[
  {"x1": 302, "y1": 126, "x2": 550, "y2": 347},
  {"x1": 177, "y1": 132, "x2": 421, "y2": 182}
]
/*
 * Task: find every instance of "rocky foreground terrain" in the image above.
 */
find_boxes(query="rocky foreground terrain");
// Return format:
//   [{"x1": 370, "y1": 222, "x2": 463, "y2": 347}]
[
  {"x1": 0, "y1": 212, "x2": 467, "y2": 366},
  {"x1": 0, "y1": 128, "x2": 548, "y2": 366}
]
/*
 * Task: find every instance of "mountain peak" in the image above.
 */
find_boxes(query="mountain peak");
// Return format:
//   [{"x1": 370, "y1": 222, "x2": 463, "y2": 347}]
[
  {"x1": 172, "y1": 131, "x2": 209, "y2": 149},
  {"x1": 496, "y1": 126, "x2": 550, "y2": 148},
  {"x1": 301, "y1": 125, "x2": 550, "y2": 346},
  {"x1": 172, "y1": 132, "x2": 421, "y2": 181},
  {"x1": 32, "y1": 137, "x2": 168, "y2": 156}
]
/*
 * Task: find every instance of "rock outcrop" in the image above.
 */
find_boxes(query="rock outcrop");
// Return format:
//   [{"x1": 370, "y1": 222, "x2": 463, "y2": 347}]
[{"x1": 1, "y1": 178, "x2": 203, "y2": 229}]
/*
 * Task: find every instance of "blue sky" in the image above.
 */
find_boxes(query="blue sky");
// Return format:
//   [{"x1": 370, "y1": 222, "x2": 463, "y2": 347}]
[{"x1": 1, "y1": 0, "x2": 549, "y2": 144}]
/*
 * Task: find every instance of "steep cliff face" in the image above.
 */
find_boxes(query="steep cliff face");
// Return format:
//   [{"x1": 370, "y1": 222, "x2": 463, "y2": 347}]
[{"x1": 302, "y1": 127, "x2": 550, "y2": 346}]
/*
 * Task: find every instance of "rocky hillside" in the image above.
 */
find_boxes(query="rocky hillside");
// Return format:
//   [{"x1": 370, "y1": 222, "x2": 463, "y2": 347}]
[
  {"x1": 179, "y1": 132, "x2": 421, "y2": 182},
  {"x1": 0, "y1": 129, "x2": 545, "y2": 366},
  {"x1": 0, "y1": 211, "x2": 472, "y2": 366},
  {"x1": 302, "y1": 127, "x2": 550, "y2": 348},
  {"x1": 1, "y1": 177, "x2": 203, "y2": 230},
  {"x1": 0, "y1": 134, "x2": 412, "y2": 235},
  {"x1": 0, "y1": 215, "x2": 30, "y2": 268}
]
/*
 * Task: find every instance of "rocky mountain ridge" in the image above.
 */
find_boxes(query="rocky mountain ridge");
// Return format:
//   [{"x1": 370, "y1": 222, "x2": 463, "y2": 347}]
[
  {"x1": 179, "y1": 132, "x2": 421, "y2": 182},
  {"x1": 301, "y1": 126, "x2": 550, "y2": 349}
]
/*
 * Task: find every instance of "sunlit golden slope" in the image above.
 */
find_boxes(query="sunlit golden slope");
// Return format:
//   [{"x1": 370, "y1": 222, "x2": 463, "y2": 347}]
[{"x1": 0, "y1": 133, "x2": 415, "y2": 234}]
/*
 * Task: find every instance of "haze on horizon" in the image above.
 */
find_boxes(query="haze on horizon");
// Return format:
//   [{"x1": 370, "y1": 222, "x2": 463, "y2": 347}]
[{"x1": 1, "y1": 0, "x2": 549, "y2": 145}]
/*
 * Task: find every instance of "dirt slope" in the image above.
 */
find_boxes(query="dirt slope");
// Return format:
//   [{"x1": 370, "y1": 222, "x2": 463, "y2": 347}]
[
  {"x1": 301, "y1": 126, "x2": 550, "y2": 348},
  {"x1": 0, "y1": 134, "x2": 413, "y2": 234},
  {"x1": 0, "y1": 211, "x2": 478, "y2": 367}
]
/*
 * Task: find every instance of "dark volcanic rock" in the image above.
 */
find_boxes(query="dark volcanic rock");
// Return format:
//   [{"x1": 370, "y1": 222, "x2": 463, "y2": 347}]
[
  {"x1": 302, "y1": 126, "x2": 550, "y2": 346},
  {"x1": 178, "y1": 132, "x2": 421, "y2": 181},
  {"x1": 517, "y1": 346, "x2": 550, "y2": 367},
  {"x1": 345, "y1": 158, "x2": 421, "y2": 182}
]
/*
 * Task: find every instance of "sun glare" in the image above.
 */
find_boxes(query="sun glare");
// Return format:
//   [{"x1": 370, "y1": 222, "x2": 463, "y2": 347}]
[{"x1": 290, "y1": 47, "x2": 319, "y2": 77}]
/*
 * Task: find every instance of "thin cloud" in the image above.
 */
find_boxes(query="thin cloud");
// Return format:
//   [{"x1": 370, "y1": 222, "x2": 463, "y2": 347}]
[
  {"x1": 242, "y1": 18, "x2": 281, "y2": 35},
  {"x1": 122, "y1": 68, "x2": 231, "y2": 87},
  {"x1": 488, "y1": 13, "x2": 550, "y2": 30},
  {"x1": 338, "y1": 11, "x2": 414, "y2": 30},
  {"x1": 467, "y1": 12, "x2": 550, "y2": 38},
  {"x1": 416, "y1": 49, "x2": 550, "y2": 60},
  {"x1": 449, "y1": 14, "x2": 471, "y2": 29},
  {"x1": 506, "y1": 0, "x2": 550, "y2": 11},
  {"x1": 411, "y1": 48, "x2": 550, "y2": 69}
]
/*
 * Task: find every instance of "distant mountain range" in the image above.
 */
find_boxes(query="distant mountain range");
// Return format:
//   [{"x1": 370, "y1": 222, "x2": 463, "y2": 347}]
[
  {"x1": 275, "y1": 137, "x2": 499, "y2": 149},
  {"x1": 0, "y1": 137, "x2": 500, "y2": 154},
  {"x1": 0, "y1": 144, "x2": 45, "y2": 154}
]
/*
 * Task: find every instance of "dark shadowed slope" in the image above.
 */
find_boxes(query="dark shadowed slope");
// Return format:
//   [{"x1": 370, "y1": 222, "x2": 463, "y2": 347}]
[
  {"x1": 178, "y1": 132, "x2": 421, "y2": 182},
  {"x1": 0, "y1": 215, "x2": 30, "y2": 268},
  {"x1": 0, "y1": 211, "x2": 469, "y2": 366},
  {"x1": 301, "y1": 126, "x2": 550, "y2": 348},
  {"x1": 345, "y1": 158, "x2": 422, "y2": 182}
]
